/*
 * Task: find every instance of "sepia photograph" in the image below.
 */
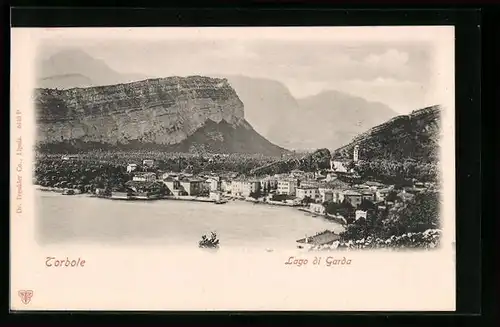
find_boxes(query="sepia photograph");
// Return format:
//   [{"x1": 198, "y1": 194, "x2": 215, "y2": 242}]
[{"x1": 11, "y1": 26, "x2": 456, "y2": 311}]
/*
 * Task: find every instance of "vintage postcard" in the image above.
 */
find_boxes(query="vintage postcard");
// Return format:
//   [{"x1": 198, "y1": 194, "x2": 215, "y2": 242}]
[{"x1": 10, "y1": 26, "x2": 455, "y2": 311}]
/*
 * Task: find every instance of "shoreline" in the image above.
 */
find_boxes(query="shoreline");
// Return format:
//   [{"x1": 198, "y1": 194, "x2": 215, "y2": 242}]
[
  {"x1": 35, "y1": 186, "x2": 345, "y2": 229},
  {"x1": 297, "y1": 208, "x2": 347, "y2": 227}
]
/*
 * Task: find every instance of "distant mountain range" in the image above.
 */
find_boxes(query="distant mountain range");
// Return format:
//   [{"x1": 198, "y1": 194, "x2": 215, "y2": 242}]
[
  {"x1": 37, "y1": 49, "x2": 150, "y2": 88},
  {"x1": 216, "y1": 75, "x2": 398, "y2": 151},
  {"x1": 36, "y1": 48, "x2": 399, "y2": 152}
]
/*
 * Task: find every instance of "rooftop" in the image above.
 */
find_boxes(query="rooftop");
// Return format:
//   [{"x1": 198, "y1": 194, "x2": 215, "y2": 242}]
[
  {"x1": 297, "y1": 186, "x2": 319, "y2": 190},
  {"x1": 180, "y1": 177, "x2": 205, "y2": 183},
  {"x1": 364, "y1": 181, "x2": 386, "y2": 187},
  {"x1": 134, "y1": 172, "x2": 156, "y2": 176},
  {"x1": 343, "y1": 190, "x2": 362, "y2": 196},
  {"x1": 125, "y1": 180, "x2": 160, "y2": 189},
  {"x1": 296, "y1": 230, "x2": 340, "y2": 245}
]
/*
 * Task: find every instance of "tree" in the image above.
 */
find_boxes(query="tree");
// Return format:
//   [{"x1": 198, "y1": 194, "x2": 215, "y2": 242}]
[
  {"x1": 271, "y1": 193, "x2": 287, "y2": 202},
  {"x1": 399, "y1": 191, "x2": 440, "y2": 232},
  {"x1": 301, "y1": 196, "x2": 314, "y2": 205},
  {"x1": 386, "y1": 190, "x2": 400, "y2": 203},
  {"x1": 358, "y1": 199, "x2": 376, "y2": 211},
  {"x1": 249, "y1": 189, "x2": 262, "y2": 199},
  {"x1": 324, "y1": 201, "x2": 341, "y2": 215},
  {"x1": 340, "y1": 217, "x2": 370, "y2": 241}
]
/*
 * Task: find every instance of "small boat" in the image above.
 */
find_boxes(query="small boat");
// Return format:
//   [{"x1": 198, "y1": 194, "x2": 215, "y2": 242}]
[
  {"x1": 312, "y1": 214, "x2": 318, "y2": 218},
  {"x1": 214, "y1": 200, "x2": 228, "y2": 205}
]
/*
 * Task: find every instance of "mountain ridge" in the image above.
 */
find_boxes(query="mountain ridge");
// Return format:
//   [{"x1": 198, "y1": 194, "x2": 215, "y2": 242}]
[
  {"x1": 334, "y1": 105, "x2": 441, "y2": 163},
  {"x1": 37, "y1": 48, "x2": 151, "y2": 88},
  {"x1": 35, "y1": 75, "x2": 288, "y2": 156},
  {"x1": 36, "y1": 48, "x2": 400, "y2": 151},
  {"x1": 217, "y1": 75, "x2": 398, "y2": 150}
]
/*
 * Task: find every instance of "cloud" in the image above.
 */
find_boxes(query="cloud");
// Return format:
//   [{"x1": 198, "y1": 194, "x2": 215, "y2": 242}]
[
  {"x1": 364, "y1": 49, "x2": 409, "y2": 69},
  {"x1": 39, "y1": 38, "x2": 433, "y2": 113}
]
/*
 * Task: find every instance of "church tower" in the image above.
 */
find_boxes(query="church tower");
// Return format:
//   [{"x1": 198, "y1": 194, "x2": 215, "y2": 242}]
[{"x1": 353, "y1": 145, "x2": 359, "y2": 162}]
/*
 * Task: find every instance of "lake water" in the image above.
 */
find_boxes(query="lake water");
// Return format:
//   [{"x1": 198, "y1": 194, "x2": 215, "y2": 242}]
[{"x1": 36, "y1": 190, "x2": 344, "y2": 250}]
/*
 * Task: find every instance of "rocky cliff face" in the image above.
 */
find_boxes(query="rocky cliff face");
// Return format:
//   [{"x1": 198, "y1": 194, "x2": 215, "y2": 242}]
[{"x1": 35, "y1": 76, "x2": 246, "y2": 147}]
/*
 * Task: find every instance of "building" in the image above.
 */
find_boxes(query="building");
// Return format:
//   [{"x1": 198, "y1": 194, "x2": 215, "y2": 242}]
[
  {"x1": 125, "y1": 180, "x2": 163, "y2": 197},
  {"x1": 296, "y1": 187, "x2": 319, "y2": 200},
  {"x1": 296, "y1": 230, "x2": 340, "y2": 246},
  {"x1": 221, "y1": 179, "x2": 231, "y2": 194},
  {"x1": 127, "y1": 164, "x2": 138, "y2": 173},
  {"x1": 325, "y1": 173, "x2": 337, "y2": 182},
  {"x1": 162, "y1": 172, "x2": 180, "y2": 180},
  {"x1": 309, "y1": 203, "x2": 326, "y2": 215},
  {"x1": 397, "y1": 191, "x2": 415, "y2": 203},
  {"x1": 231, "y1": 179, "x2": 260, "y2": 197},
  {"x1": 259, "y1": 176, "x2": 278, "y2": 191},
  {"x1": 299, "y1": 180, "x2": 319, "y2": 188},
  {"x1": 322, "y1": 190, "x2": 334, "y2": 203},
  {"x1": 205, "y1": 177, "x2": 220, "y2": 192},
  {"x1": 332, "y1": 190, "x2": 345, "y2": 203},
  {"x1": 290, "y1": 169, "x2": 306, "y2": 178},
  {"x1": 132, "y1": 172, "x2": 157, "y2": 182},
  {"x1": 285, "y1": 198, "x2": 302, "y2": 206},
  {"x1": 355, "y1": 210, "x2": 367, "y2": 221},
  {"x1": 143, "y1": 159, "x2": 155, "y2": 167},
  {"x1": 342, "y1": 190, "x2": 363, "y2": 207},
  {"x1": 318, "y1": 186, "x2": 345, "y2": 203},
  {"x1": 111, "y1": 191, "x2": 132, "y2": 200},
  {"x1": 162, "y1": 177, "x2": 183, "y2": 196},
  {"x1": 61, "y1": 155, "x2": 78, "y2": 161},
  {"x1": 359, "y1": 190, "x2": 375, "y2": 202},
  {"x1": 353, "y1": 145, "x2": 360, "y2": 162},
  {"x1": 364, "y1": 181, "x2": 386, "y2": 191},
  {"x1": 244, "y1": 180, "x2": 261, "y2": 197},
  {"x1": 209, "y1": 190, "x2": 222, "y2": 202},
  {"x1": 180, "y1": 178, "x2": 204, "y2": 196},
  {"x1": 230, "y1": 179, "x2": 246, "y2": 197},
  {"x1": 330, "y1": 160, "x2": 349, "y2": 173},
  {"x1": 277, "y1": 178, "x2": 299, "y2": 195},
  {"x1": 376, "y1": 188, "x2": 392, "y2": 202}
]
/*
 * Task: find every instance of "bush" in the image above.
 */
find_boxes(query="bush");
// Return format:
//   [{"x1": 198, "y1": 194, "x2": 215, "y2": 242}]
[
  {"x1": 339, "y1": 190, "x2": 440, "y2": 242},
  {"x1": 308, "y1": 229, "x2": 441, "y2": 251}
]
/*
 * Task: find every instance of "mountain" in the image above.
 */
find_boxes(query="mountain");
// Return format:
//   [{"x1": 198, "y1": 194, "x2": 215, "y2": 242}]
[
  {"x1": 218, "y1": 75, "x2": 398, "y2": 151},
  {"x1": 214, "y1": 75, "x2": 302, "y2": 149},
  {"x1": 37, "y1": 50, "x2": 399, "y2": 151},
  {"x1": 34, "y1": 76, "x2": 288, "y2": 156},
  {"x1": 164, "y1": 119, "x2": 287, "y2": 156},
  {"x1": 36, "y1": 49, "x2": 150, "y2": 89},
  {"x1": 334, "y1": 105, "x2": 441, "y2": 163},
  {"x1": 296, "y1": 90, "x2": 397, "y2": 150}
]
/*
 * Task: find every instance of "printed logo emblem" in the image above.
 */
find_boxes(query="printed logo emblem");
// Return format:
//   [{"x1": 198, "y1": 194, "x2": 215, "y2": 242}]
[{"x1": 18, "y1": 290, "x2": 33, "y2": 305}]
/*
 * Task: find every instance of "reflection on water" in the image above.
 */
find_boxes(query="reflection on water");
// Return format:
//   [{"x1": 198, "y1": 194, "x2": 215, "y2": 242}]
[{"x1": 36, "y1": 191, "x2": 344, "y2": 249}]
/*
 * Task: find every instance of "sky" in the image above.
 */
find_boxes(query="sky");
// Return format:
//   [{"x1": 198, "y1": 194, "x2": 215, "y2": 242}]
[{"x1": 37, "y1": 27, "x2": 449, "y2": 114}]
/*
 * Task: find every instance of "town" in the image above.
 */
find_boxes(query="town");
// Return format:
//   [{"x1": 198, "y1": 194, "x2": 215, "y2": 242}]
[{"x1": 53, "y1": 145, "x2": 437, "y2": 229}]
